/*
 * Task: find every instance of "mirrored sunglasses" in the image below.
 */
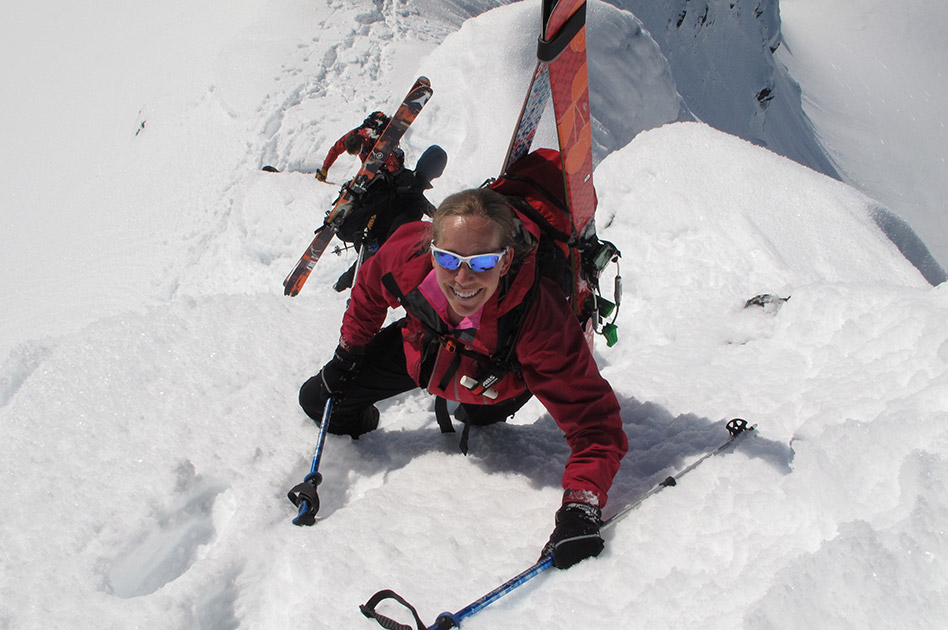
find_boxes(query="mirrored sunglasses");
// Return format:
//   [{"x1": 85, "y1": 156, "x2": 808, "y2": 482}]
[{"x1": 430, "y1": 242, "x2": 508, "y2": 272}]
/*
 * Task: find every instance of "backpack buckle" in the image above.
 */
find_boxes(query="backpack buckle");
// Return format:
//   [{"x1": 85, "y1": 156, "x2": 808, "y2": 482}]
[
  {"x1": 460, "y1": 375, "x2": 499, "y2": 399},
  {"x1": 591, "y1": 240, "x2": 620, "y2": 271}
]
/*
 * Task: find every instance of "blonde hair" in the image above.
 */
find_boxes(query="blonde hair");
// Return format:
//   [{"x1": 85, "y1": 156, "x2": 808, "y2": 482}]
[{"x1": 431, "y1": 188, "x2": 531, "y2": 260}]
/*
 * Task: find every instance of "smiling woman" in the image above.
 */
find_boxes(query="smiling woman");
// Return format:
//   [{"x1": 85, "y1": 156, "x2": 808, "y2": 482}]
[
  {"x1": 298, "y1": 186, "x2": 628, "y2": 570},
  {"x1": 429, "y1": 195, "x2": 515, "y2": 325}
]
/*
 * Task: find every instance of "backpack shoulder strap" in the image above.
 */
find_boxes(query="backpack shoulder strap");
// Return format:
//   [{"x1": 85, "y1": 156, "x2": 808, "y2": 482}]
[
  {"x1": 461, "y1": 265, "x2": 541, "y2": 397},
  {"x1": 381, "y1": 269, "x2": 539, "y2": 432}
]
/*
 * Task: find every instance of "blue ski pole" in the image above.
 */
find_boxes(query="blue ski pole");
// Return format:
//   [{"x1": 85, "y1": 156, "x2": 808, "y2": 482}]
[
  {"x1": 360, "y1": 419, "x2": 756, "y2": 629},
  {"x1": 287, "y1": 396, "x2": 334, "y2": 526},
  {"x1": 429, "y1": 557, "x2": 554, "y2": 629}
]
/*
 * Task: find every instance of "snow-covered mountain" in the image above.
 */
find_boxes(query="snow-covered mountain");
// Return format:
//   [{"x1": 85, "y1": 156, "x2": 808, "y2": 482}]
[
  {"x1": 2, "y1": 1, "x2": 947, "y2": 629},
  {"x1": 614, "y1": 0, "x2": 947, "y2": 284}
]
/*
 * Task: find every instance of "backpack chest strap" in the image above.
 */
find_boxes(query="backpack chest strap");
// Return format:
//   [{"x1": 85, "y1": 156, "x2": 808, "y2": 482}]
[{"x1": 381, "y1": 271, "x2": 532, "y2": 399}]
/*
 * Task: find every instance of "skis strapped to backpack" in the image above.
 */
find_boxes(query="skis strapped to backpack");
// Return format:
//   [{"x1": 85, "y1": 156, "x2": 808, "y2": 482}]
[
  {"x1": 408, "y1": 1, "x2": 618, "y2": 438},
  {"x1": 501, "y1": 0, "x2": 618, "y2": 343},
  {"x1": 282, "y1": 77, "x2": 433, "y2": 297},
  {"x1": 489, "y1": 148, "x2": 620, "y2": 343},
  {"x1": 459, "y1": 0, "x2": 620, "y2": 398}
]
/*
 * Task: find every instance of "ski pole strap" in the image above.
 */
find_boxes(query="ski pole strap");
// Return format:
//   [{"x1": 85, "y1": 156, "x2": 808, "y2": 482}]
[
  {"x1": 286, "y1": 472, "x2": 321, "y2": 508},
  {"x1": 286, "y1": 471, "x2": 322, "y2": 526},
  {"x1": 360, "y1": 589, "x2": 433, "y2": 630},
  {"x1": 727, "y1": 417, "x2": 749, "y2": 437}
]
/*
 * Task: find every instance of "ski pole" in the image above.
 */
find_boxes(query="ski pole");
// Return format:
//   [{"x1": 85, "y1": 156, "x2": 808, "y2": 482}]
[
  {"x1": 352, "y1": 230, "x2": 372, "y2": 284},
  {"x1": 287, "y1": 396, "x2": 334, "y2": 526},
  {"x1": 430, "y1": 557, "x2": 554, "y2": 629},
  {"x1": 360, "y1": 419, "x2": 756, "y2": 629},
  {"x1": 359, "y1": 557, "x2": 554, "y2": 630},
  {"x1": 602, "y1": 418, "x2": 754, "y2": 527}
]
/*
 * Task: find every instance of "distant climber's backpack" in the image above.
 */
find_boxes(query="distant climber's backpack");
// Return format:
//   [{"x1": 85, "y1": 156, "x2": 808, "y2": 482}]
[
  {"x1": 360, "y1": 111, "x2": 390, "y2": 138},
  {"x1": 332, "y1": 145, "x2": 446, "y2": 245}
]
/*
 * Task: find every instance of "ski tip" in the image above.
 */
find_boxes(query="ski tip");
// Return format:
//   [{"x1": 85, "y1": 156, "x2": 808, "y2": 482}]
[
  {"x1": 262, "y1": 165, "x2": 280, "y2": 172},
  {"x1": 417, "y1": 76, "x2": 431, "y2": 87}
]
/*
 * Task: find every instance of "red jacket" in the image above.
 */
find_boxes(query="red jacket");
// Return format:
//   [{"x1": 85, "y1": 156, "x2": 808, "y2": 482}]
[
  {"x1": 340, "y1": 220, "x2": 628, "y2": 507},
  {"x1": 321, "y1": 127, "x2": 402, "y2": 174}
]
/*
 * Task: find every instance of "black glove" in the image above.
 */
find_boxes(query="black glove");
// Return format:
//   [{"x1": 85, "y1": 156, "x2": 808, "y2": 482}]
[
  {"x1": 317, "y1": 343, "x2": 365, "y2": 400},
  {"x1": 541, "y1": 502, "x2": 604, "y2": 569}
]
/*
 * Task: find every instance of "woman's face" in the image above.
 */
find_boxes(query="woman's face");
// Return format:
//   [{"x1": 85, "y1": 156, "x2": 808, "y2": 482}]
[{"x1": 432, "y1": 214, "x2": 512, "y2": 325}]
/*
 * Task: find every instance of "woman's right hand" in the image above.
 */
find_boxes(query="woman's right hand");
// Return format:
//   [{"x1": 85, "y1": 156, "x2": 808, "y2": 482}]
[{"x1": 318, "y1": 343, "x2": 365, "y2": 400}]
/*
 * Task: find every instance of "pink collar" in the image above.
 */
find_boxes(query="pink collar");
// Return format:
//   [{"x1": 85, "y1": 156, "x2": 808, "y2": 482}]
[{"x1": 418, "y1": 270, "x2": 483, "y2": 330}]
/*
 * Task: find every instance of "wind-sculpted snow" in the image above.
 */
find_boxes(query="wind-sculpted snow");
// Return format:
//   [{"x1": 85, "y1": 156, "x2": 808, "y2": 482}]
[
  {"x1": 617, "y1": 0, "x2": 841, "y2": 180},
  {"x1": 2, "y1": 1, "x2": 948, "y2": 629},
  {"x1": 870, "y1": 205, "x2": 948, "y2": 286},
  {"x1": 405, "y1": 1, "x2": 690, "y2": 188},
  {"x1": 621, "y1": 0, "x2": 948, "y2": 271}
]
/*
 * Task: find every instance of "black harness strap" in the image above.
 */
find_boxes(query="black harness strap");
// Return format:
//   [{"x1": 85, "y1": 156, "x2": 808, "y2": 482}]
[
  {"x1": 433, "y1": 397, "x2": 455, "y2": 434},
  {"x1": 380, "y1": 269, "x2": 537, "y2": 453},
  {"x1": 383, "y1": 272, "x2": 449, "y2": 337},
  {"x1": 383, "y1": 271, "x2": 467, "y2": 437},
  {"x1": 459, "y1": 422, "x2": 473, "y2": 456}
]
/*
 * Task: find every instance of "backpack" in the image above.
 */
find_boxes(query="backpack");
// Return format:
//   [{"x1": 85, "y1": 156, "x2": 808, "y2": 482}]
[
  {"x1": 359, "y1": 111, "x2": 390, "y2": 138},
  {"x1": 486, "y1": 148, "x2": 621, "y2": 358},
  {"x1": 332, "y1": 145, "x2": 446, "y2": 245},
  {"x1": 383, "y1": 149, "x2": 621, "y2": 448},
  {"x1": 428, "y1": 149, "x2": 620, "y2": 435}
]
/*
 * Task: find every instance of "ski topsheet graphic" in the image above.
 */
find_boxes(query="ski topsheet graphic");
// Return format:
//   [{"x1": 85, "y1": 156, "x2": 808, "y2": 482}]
[
  {"x1": 503, "y1": 0, "x2": 606, "y2": 329},
  {"x1": 504, "y1": 0, "x2": 592, "y2": 233},
  {"x1": 283, "y1": 77, "x2": 433, "y2": 297},
  {"x1": 543, "y1": 0, "x2": 595, "y2": 231}
]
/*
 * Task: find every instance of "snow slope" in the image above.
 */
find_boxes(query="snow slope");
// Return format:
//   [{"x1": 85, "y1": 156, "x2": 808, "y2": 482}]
[
  {"x1": 618, "y1": 0, "x2": 948, "y2": 275},
  {"x1": 778, "y1": 0, "x2": 948, "y2": 273},
  {"x1": 2, "y1": 1, "x2": 947, "y2": 629}
]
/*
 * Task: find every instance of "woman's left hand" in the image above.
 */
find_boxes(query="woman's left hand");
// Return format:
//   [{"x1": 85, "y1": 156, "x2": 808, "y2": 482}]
[{"x1": 540, "y1": 501, "x2": 604, "y2": 569}]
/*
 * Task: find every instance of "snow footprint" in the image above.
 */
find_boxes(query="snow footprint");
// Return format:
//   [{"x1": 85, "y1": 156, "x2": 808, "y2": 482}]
[{"x1": 106, "y1": 463, "x2": 227, "y2": 599}]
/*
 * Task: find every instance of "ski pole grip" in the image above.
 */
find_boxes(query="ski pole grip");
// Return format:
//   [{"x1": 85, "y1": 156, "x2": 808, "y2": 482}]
[
  {"x1": 288, "y1": 471, "x2": 323, "y2": 526},
  {"x1": 429, "y1": 613, "x2": 459, "y2": 629},
  {"x1": 359, "y1": 589, "x2": 428, "y2": 630},
  {"x1": 726, "y1": 418, "x2": 749, "y2": 436}
]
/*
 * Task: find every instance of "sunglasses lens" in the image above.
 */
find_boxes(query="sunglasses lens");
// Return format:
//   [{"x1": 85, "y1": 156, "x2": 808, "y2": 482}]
[
  {"x1": 432, "y1": 244, "x2": 505, "y2": 272},
  {"x1": 433, "y1": 250, "x2": 461, "y2": 271},
  {"x1": 469, "y1": 255, "x2": 501, "y2": 272}
]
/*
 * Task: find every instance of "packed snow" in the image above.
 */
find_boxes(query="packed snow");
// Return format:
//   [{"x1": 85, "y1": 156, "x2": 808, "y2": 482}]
[{"x1": 2, "y1": 1, "x2": 947, "y2": 629}]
